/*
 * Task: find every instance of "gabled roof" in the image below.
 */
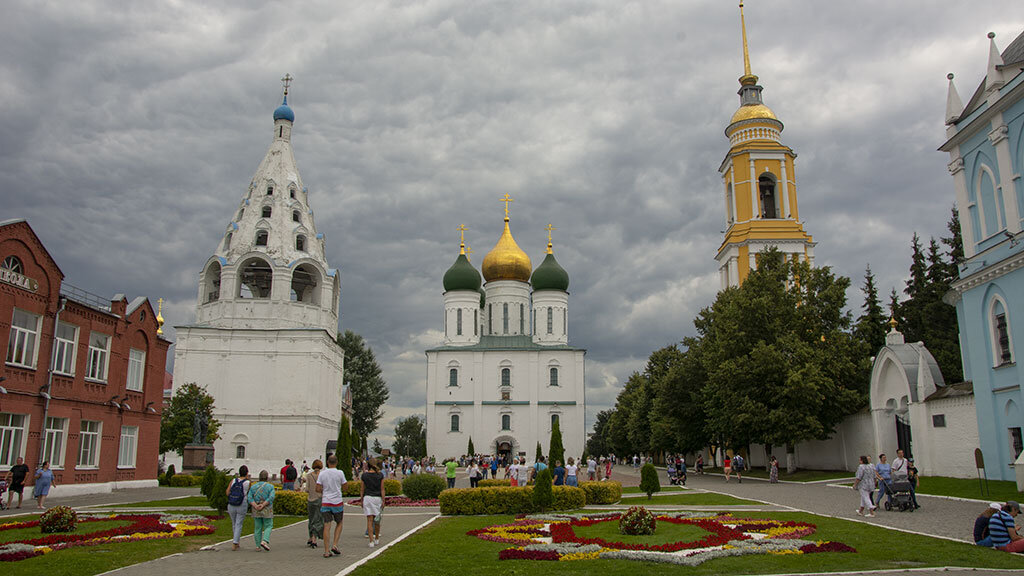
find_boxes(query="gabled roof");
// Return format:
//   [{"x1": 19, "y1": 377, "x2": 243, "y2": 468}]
[
  {"x1": 924, "y1": 380, "x2": 974, "y2": 402},
  {"x1": 960, "y1": 30, "x2": 1024, "y2": 118},
  {"x1": 0, "y1": 218, "x2": 64, "y2": 280}
]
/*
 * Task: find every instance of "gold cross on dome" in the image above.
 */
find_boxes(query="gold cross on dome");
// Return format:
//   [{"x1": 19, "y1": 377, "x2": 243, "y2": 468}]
[
  {"x1": 499, "y1": 193, "x2": 514, "y2": 220},
  {"x1": 281, "y1": 73, "x2": 293, "y2": 96},
  {"x1": 545, "y1": 224, "x2": 556, "y2": 254},
  {"x1": 466, "y1": 245, "x2": 474, "y2": 261},
  {"x1": 456, "y1": 224, "x2": 468, "y2": 253}
]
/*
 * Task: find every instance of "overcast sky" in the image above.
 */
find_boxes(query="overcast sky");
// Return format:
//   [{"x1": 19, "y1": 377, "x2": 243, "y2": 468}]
[{"x1": 2, "y1": 1, "x2": 1020, "y2": 448}]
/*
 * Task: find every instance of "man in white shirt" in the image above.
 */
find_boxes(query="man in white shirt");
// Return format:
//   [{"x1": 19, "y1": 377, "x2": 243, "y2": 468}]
[
  {"x1": 587, "y1": 457, "x2": 597, "y2": 481},
  {"x1": 891, "y1": 449, "x2": 909, "y2": 481},
  {"x1": 317, "y1": 455, "x2": 348, "y2": 557}
]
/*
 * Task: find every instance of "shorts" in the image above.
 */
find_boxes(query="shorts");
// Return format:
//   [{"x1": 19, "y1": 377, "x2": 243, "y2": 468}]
[
  {"x1": 320, "y1": 504, "x2": 344, "y2": 523},
  {"x1": 10, "y1": 483, "x2": 24, "y2": 495},
  {"x1": 362, "y1": 495, "x2": 383, "y2": 517}
]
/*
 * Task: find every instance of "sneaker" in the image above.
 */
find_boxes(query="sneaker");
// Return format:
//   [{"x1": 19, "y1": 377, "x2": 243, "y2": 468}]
[
  {"x1": 374, "y1": 538, "x2": 380, "y2": 546},
  {"x1": 866, "y1": 512, "x2": 875, "y2": 518},
  {"x1": 855, "y1": 509, "x2": 863, "y2": 516},
  {"x1": 368, "y1": 541, "x2": 375, "y2": 548}
]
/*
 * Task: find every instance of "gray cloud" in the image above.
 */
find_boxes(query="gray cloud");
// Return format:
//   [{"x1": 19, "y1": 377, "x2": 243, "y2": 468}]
[{"x1": 2, "y1": 0, "x2": 1019, "y2": 447}]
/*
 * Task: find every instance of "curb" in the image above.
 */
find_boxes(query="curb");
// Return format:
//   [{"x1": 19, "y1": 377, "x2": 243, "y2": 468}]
[{"x1": 334, "y1": 514, "x2": 439, "y2": 576}]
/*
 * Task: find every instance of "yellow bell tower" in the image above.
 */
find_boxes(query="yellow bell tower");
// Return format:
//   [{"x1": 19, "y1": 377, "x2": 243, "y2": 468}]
[{"x1": 717, "y1": 2, "x2": 814, "y2": 288}]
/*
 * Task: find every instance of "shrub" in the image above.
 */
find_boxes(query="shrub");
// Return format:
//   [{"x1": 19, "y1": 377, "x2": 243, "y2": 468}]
[
  {"x1": 169, "y1": 474, "x2": 202, "y2": 487},
  {"x1": 548, "y1": 418, "x2": 564, "y2": 467},
  {"x1": 384, "y1": 478, "x2": 402, "y2": 496},
  {"x1": 639, "y1": 462, "x2": 661, "y2": 499},
  {"x1": 209, "y1": 473, "x2": 229, "y2": 512},
  {"x1": 342, "y1": 481, "x2": 363, "y2": 497},
  {"x1": 166, "y1": 464, "x2": 176, "y2": 482},
  {"x1": 438, "y1": 485, "x2": 585, "y2": 515},
  {"x1": 578, "y1": 481, "x2": 622, "y2": 504},
  {"x1": 344, "y1": 478, "x2": 402, "y2": 497},
  {"x1": 403, "y1": 474, "x2": 446, "y2": 500},
  {"x1": 157, "y1": 473, "x2": 167, "y2": 486},
  {"x1": 532, "y1": 467, "x2": 553, "y2": 511},
  {"x1": 619, "y1": 506, "x2": 656, "y2": 535},
  {"x1": 477, "y1": 479, "x2": 511, "y2": 488},
  {"x1": 201, "y1": 465, "x2": 218, "y2": 498},
  {"x1": 273, "y1": 489, "x2": 308, "y2": 515},
  {"x1": 40, "y1": 506, "x2": 77, "y2": 533}
]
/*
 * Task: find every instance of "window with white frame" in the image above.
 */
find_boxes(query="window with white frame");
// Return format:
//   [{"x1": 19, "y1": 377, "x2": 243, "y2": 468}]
[
  {"x1": 7, "y1": 308, "x2": 41, "y2": 368},
  {"x1": 52, "y1": 321, "x2": 78, "y2": 376},
  {"x1": 549, "y1": 366, "x2": 559, "y2": 386},
  {"x1": 1011, "y1": 427, "x2": 1024, "y2": 461},
  {"x1": 118, "y1": 426, "x2": 138, "y2": 468},
  {"x1": 236, "y1": 445, "x2": 246, "y2": 459},
  {"x1": 501, "y1": 414, "x2": 511, "y2": 431},
  {"x1": 2, "y1": 255, "x2": 23, "y2": 273},
  {"x1": 450, "y1": 414, "x2": 460, "y2": 432},
  {"x1": 503, "y1": 303, "x2": 509, "y2": 334},
  {"x1": 42, "y1": 417, "x2": 67, "y2": 468},
  {"x1": 550, "y1": 413, "x2": 560, "y2": 429},
  {"x1": 78, "y1": 420, "x2": 101, "y2": 468},
  {"x1": 457, "y1": 308, "x2": 463, "y2": 336},
  {"x1": 127, "y1": 348, "x2": 146, "y2": 391},
  {"x1": 0, "y1": 413, "x2": 27, "y2": 467},
  {"x1": 501, "y1": 367, "x2": 511, "y2": 387},
  {"x1": 86, "y1": 332, "x2": 111, "y2": 382},
  {"x1": 449, "y1": 368, "x2": 458, "y2": 387},
  {"x1": 547, "y1": 307, "x2": 553, "y2": 334},
  {"x1": 991, "y1": 298, "x2": 1014, "y2": 366}
]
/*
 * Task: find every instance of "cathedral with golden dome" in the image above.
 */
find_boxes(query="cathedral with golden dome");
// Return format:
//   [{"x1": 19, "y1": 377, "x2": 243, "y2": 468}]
[
  {"x1": 716, "y1": 3, "x2": 815, "y2": 288},
  {"x1": 424, "y1": 195, "x2": 585, "y2": 463}
]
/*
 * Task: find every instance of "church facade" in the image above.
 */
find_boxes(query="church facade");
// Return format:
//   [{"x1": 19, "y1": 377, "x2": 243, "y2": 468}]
[
  {"x1": 173, "y1": 82, "x2": 348, "y2": 474},
  {"x1": 425, "y1": 202, "x2": 585, "y2": 462}
]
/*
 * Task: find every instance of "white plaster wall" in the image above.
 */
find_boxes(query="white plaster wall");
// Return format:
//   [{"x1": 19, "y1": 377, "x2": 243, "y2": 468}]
[
  {"x1": 483, "y1": 281, "x2": 531, "y2": 336},
  {"x1": 915, "y1": 396, "x2": 980, "y2": 478},
  {"x1": 444, "y1": 291, "x2": 482, "y2": 345},
  {"x1": 533, "y1": 290, "x2": 569, "y2": 345}
]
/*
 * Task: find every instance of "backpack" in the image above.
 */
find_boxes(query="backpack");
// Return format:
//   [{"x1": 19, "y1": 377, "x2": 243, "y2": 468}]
[
  {"x1": 228, "y1": 479, "x2": 246, "y2": 506},
  {"x1": 285, "y1": 466, "x2": 298, "y2": 482},
  {"x1": 733, "y1": 456, "x2": 744, "y2": 471}
]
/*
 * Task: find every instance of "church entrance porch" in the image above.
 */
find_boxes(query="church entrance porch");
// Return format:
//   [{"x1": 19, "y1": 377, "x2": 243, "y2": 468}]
[{"x1": 493, "y1": 435, "x2": 519, "y2": 467}]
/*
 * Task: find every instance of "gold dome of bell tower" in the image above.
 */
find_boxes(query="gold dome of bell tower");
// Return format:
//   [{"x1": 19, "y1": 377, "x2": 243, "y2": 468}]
[{"x1": 482, "y1": 194, "x2": 532, "y2": 283}]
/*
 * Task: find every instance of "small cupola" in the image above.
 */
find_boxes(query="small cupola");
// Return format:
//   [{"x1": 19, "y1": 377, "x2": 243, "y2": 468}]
[{"x1": 531, "y1": 225, "x2": 569, "y2": 292}]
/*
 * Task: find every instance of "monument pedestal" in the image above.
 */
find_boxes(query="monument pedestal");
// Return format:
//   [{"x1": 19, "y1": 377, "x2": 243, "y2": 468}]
[{"x1": 182, "y1": 444, "x2": 215, "y2": 471}]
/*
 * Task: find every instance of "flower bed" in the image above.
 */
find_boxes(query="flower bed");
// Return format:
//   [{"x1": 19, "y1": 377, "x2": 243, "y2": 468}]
[
  {"x1": 346, "y1": 496, "x2": 439, "y2": 507},
  {"x1": 468, "y1": 512, "x2": 856, "y2": 565},
  {"x1": 0, "y1": 513, "x2": 216, "y2": 562}
]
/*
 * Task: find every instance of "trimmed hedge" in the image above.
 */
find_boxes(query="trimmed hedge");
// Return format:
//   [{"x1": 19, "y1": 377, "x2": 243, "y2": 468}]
[
  {"x1": 343, "y1": 478, "x2": 402, "y2": 497},
  {"x1": 438, "y1": 485, "x2": 585, "y2": 515},
  {"x1": 578, "y1": 481, "x2": 622, "y2": 505},
  {"x1": 273, "y1": 489, "x2": 308, "y2": 515},
  {"x1": 477, "y1": 479, "x2": 511, "y2": 488},
  {"x1": 403, "y1": 474, "x2": 446, "y2": 500},
  {"x1": 168, "y1": 474, "x2": 203, "y2": 487}
]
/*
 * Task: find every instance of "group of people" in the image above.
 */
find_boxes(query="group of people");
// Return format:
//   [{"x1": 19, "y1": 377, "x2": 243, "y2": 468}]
[
  {"x1": 449, "y1": 453, "x2": 617, "y2": 489},
  {"x1": 853, "y1": 449, "x2": 920, "y2": 517},
  {"x1": 974, "y1": 500, "x2": 1024, "y2": 553},
  {"x1": 2, "y1": 457, "x2": 55, "y2": 510},
  {"x1": 224, "y1": 455, "x2": 387, "y2": 555}
]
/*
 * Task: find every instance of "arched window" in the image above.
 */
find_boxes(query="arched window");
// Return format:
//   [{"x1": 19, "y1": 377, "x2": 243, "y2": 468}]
[
  {"x1": 550, "y1": 414, "x2": 560, "y2": 429},
  {"x1": 290, "y1": 188, "x2": 296, "y2": 199},
  {"x1": 977, "y1": 166, "x2": 1004, "y2": 238},
  {"x1": 501, "y1": 367, "x2": 511, "y2": 387},
  {"x1": 503, "y1": 303, "x2": 509, "y2": 334},
  {"x1": 290, "y1": 264, "x2": 321, "y2": 304},
  {"x1": 296, "y1": 235, "x2": 306, "y2": 251},
  {"x1": 456, "y1": 308, "x2": 463, "y2": 335},
  {"x1": 223, "y1": 232, "x2": 232, "y2": 251},
  {"x1": 991, "y1": 297, "x2": 1014, "y2": 366},
  {"x1": 255, "y1": 230, "x2": 269, "y2": 246},
  {"x1": 549, "y1": 367, "x2": 559, "y2": 387},
  {"x1": 450, "y1": 414, "x2": 460, "y2": 432},
  {"x1": 236, "y1": 445, "x2": 246, "y2": 459},
  {"x1": 262, "y1": 206, "x2": 272, "y2": 218},
  {"x1": 501, "y1": 414, "x2": 511, "y2": 431},
  {"x1": 547, "y1": 308, "x2": 553, "y2": 334},
  {"x1": 759, "y1": 174, "x2": 778, "y2": 218},
  {"x1": 726, "y1": 182, "x2": 735, "y2": 224},
  {"x1": 266, "y1": 186, "x2": 274, "y2": 196},
  {"x1": 237, "y1": 208, "x2": 245, "y2": 220},
  {"x1": 238, "y1": 257, "x2": 273, "y2": 299},
  {"x1": 449, "y1": 368, "x2": 458, "y2": 387},
  {"x1": 2, "y1": 256, "x2": 23, "y2": 273},
  {"x1": 204, "y1": 261, "x2": 222, "y2": 303},
  {"x1": 292, "y1": 210, "x2": 301, "y2": 223}
]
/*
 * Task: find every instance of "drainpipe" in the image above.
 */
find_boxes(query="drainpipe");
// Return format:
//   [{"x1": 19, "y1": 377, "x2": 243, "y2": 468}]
[{"x1": 37, "y1": 296, "x2": 66, "y2": 466}]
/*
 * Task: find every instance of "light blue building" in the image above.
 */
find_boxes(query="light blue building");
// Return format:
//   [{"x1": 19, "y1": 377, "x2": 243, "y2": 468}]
[{"x1": 942, "y1": 30, "x2": 1024, "y2": 482}]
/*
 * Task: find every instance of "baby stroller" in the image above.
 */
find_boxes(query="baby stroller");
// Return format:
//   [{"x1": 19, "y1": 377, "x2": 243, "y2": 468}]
[
  {"x1": 882, "y1": 478, "x2": 915, "y2": 512},
  {"x1": 0, "y1": 480, "x2": 7, "y2": 510},
  {"x1": 668, "y1": 465, "x2": 687, "y2": 486}
]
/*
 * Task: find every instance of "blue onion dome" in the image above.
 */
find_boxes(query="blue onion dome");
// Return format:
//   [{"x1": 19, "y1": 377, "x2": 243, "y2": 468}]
[
  {"x1": 443, "y1": 254, "x2": 482, "y2": 292},
  {"x1": 531, "y1": 252, "x2": 569, "y2": 292},
  {"x1": 273, "y1": 98, "x2": 295, "y2": 122}
]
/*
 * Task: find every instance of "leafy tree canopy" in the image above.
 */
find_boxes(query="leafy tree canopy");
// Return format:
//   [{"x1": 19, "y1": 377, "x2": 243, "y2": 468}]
[
  {"x1": 393, "y1": 415, "x2": 426, "y2": 459},
  {"x1": 337, "y1": 331, "x2": 390, "y2": 439},
  {"x1": 160, "y1": 383, "x2": 220, "y2": 455}
]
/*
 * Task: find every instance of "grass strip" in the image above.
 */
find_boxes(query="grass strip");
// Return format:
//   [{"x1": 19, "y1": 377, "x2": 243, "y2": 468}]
[{"x1": 619, "y1": 492, "x2": 761, "y2": 506}]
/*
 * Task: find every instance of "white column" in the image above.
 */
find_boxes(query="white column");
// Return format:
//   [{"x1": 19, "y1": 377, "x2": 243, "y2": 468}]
[
  {"x1": 948, "y1": 151, "x2": 974, "y2": 258},
  {"x1": 780, "y1": 158, "x2": 791, "y2": 218},
  {"x1": 728, "y1": 257, "x2": 740, "y2": 288},
  {"x1": 729, "y1": 164, "x2": 739, "y2": 222},
  {"x1": 749, "y1": 159, "x2": 758, "y2": 220}
]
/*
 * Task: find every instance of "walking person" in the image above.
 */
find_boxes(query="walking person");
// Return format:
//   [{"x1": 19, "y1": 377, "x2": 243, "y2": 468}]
[
  {"x1": 732, "y1": 453, "x2": 745, "y2": 483},
  {"x1": 509, "y1": 458, "x2": 519, "y2": 486},
  {"x1": 361, "y1": 459, "x2": 385, "y2": 548},
  {"x1": 516, "y1": 458, "x2": 529, "y2": 487},
  {"x1": 723, "y1": 455, "x2": 732, "y2": 482},
  {"x1": 907, "y1": 458, "x2": 921, "y2": 509},
  {"x1": 586, "y1": 456, "x2": 597, "y2": 481},
  {"x1": 225, "y1": 465, "x2": 251, "y2": 550},
  {"x1": 299, "y1": 460, "x2": 324, "y2": 549},
  {"x1": 4, "y1": 457, "x2": 29, "y2": 509},
  {"x1": 317, "y1": 455, "x2": 348, "y2": 558},
  {"x1": 605, "y1": 455, "x2": 612, "y2": 480},
  {"x1": 874, "y1": 453, "x2": 893, "y2": 510},
  {"x1": 282, "y1": 459, "x2": 298, "y2": 490},
  {"x1": 769, "y1": 455, "x2": 779, "y2": 484},
  {"x1": 247, "y1": 470, "x2": 276, "y2": 551},
  {"x1": 445, "y1": 458, "x2": 457, "y2": 489},
  {"x1": 552, "y1": 460, "x2": 565, "y2": 486},
  {"x1": 696, "y1": 453, "x2": 704, "y2": 475},
  {"x1": 33, "y1": 462, "x2": 54, "y2": 509},
  {"x1": 565, "y1": 457, "x2": 578, "y2": 487},
  {"x1": 854, "y1": 455, "x2": 877, "y2": 517}
]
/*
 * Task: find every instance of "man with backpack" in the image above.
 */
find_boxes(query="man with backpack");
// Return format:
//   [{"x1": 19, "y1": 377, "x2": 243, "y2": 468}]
[
  {"x1": 225, "y1": 465, "x2": 251, "y2": 550},
  {"x1": 282, "y1": 459, "x2": 298, "y2": 490},
  {"x1": 732, "y1": 453, "x2": 745, "y2": 483}
]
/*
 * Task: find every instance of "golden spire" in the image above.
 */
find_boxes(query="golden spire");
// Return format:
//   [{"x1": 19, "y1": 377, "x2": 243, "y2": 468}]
[
  {"x1": 545, "y1": 224, "x2": 556, "y2": 254},
  {"x1": 482, "y1": 194, "x2": 532, "y2": 282},
  {"x1": 888, "y1": 315, "x2": 898, "y2": 332},
  {"x1": 457, "y1": 224, "x2": 468, "y2": 255},
  {"x1": 738, "y1": 2, "x2": 758, "y2": 86},
  {"x1": 156, "y1": 298, "x2": 165, "y2": 335},
  {"x1": 500, "y1": 193, "x2": 514, "y2": 221}
]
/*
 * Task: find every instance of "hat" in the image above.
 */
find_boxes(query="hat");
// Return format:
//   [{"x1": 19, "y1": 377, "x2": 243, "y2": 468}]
[
  {"x1": 1007, "y1": 501, "x2": 1022, "y2": 513},
  {"x1": 990, "y1": 502, "x2": 1003, "y2": 510}
]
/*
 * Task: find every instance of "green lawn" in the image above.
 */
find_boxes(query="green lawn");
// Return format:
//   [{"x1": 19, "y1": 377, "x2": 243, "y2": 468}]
[
  {"x1": 916, "y1": 476, "x2": 1023, "y2": 502},
  {"x1": 703, "y1": 467, "x2": 853, "y2": 482},
  {"x1": 0, "y1": 511, "x2": 306, "y2": 576},
  {"x1": 96, "y1": 496, "x2": 210, "y2": 508},
  {"x1": 572, "y1": 517, "x2": 710, "y2": 546},
  {"x1": 0, "y1": 519, "x2": 130, "y2": 545},
  {"x1": 349, "y1": 512, "x2": 1024, "y2": 575},
  {"x1": 620, "y1": 492, "x2": 762, "y2": 506},
  {"x1": 621, "y1": 485, "x2": 687, "y2": 494}
]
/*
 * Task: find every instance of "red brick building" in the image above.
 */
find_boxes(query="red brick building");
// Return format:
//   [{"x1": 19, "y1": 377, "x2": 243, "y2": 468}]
[{"x1": 1, "y1": 219, "x2": 169, "y2": 496}]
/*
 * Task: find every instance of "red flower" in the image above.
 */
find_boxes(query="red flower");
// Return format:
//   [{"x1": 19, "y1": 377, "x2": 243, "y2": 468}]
[
  {"x1": 550, "y1": 515, "x2": 746, "y2": 552},
  {"x1": 800, "y1": 541, "x2": 857, "y2": 553},
  {"x1": 499, "y1": 548, "x2": 560, "y2": 561}
]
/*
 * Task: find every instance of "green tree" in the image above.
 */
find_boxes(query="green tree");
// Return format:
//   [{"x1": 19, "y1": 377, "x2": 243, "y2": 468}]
[
  {"x1": 855, "y1": 265, "x2": 888, "y2": 353},
  {"x1": 535, "y1": 441, "x2": 543, "y2": 462},
  {"x1": 337, "y1": 415, "x2": 352, "y2": 479},
  {"x1": 650, "y1": 342, "x2": 709, "y2": 455},
  {"x1": 532, "y1": 467, "x2": 553, "y2": 511},
  {"x1": 159, "y1": 383, "x2": 220, "y2": 455},
  {"x1": 549, "y1": 417, "x2": 565, "y2": 465},
  {"x1": 467, "y1": 437, "x2": 475, "y2": 456},
  {"x1": 639, "y1": 462, "x2": 661, "y2": 500},
  {"x1": 607, "y1": 376, "x2": 643, "y2": 455},
  {"x1": 200, "y1": 465, "x2": 218, "y2": 498},
  {"x1": 361, "y1": 434, "x2": 369, "y2": 457},
  {"x1": 209, "y1": 473, "x2": 229, "y2": 512},
  {"x1": 372, "y1": 437, "x2": 383, "y2": 455},
  {"x1": 586, "y1": 410, "x2": 614, "y2": 457},
  {"x1": 337, "y1": 331, "x2": 390, "y2": 439},
  {"x1": 393, "y1": 415, "x2": 426, "y2": 459}
]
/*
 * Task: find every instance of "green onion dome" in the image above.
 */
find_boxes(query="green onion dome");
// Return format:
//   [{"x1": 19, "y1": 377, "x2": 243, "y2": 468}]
[
  {"x1": 531, "y1": 252, "x2": 569, "y2": 292},
  {"x1": 443, "y1": 253, "x2": 482, "y2": 292}
]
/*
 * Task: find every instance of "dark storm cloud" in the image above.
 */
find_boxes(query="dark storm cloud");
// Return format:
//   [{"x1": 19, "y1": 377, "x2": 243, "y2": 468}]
[{"x1": 1, "y1": 0, "x2": 1020, "y2": 445}]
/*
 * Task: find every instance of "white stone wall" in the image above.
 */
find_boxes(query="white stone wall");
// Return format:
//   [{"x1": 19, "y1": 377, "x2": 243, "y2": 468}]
[
  {"x1": 444, "y1": 291, "x2": 482, "y2": 345},
  {"x1": 913, "y1": 396, "x2": 980, "y2": 478},
  {"x1": 533, "y1": 290, "x2": 569, "y2": 345},
  {"x1": 483, "y1": 281, "x2": 531, "y2": 336}
]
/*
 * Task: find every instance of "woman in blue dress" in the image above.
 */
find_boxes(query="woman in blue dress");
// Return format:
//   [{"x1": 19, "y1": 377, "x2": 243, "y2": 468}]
[{"x1": 34, "y1": 461, "x2": 55, "y2": 509}]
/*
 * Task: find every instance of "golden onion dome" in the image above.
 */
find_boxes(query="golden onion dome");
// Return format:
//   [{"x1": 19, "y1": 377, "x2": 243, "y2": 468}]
[
  {"x1": 482, "y1": 218, "x2": 532, "y2": 283},
  {"x1": 730, "y1": 103, "x2": 778, "y2": 124}
]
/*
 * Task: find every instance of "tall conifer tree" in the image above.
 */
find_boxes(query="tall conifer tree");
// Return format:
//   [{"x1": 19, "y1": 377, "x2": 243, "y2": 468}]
[{"x1": 855, "y1": 265, "x2": 887, "y2": 353}]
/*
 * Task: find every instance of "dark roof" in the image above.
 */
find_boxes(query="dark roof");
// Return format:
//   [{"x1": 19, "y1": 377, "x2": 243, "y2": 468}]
[
  {"x1": 960, "y1": 30, "x2": 1024, "y2": 118},
  {"x1": 924, "y1": 380, "x2": 974, "y2": 402},
  {"x1": 427, "y1": 334, "x2": 583, "y2": 352}
]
